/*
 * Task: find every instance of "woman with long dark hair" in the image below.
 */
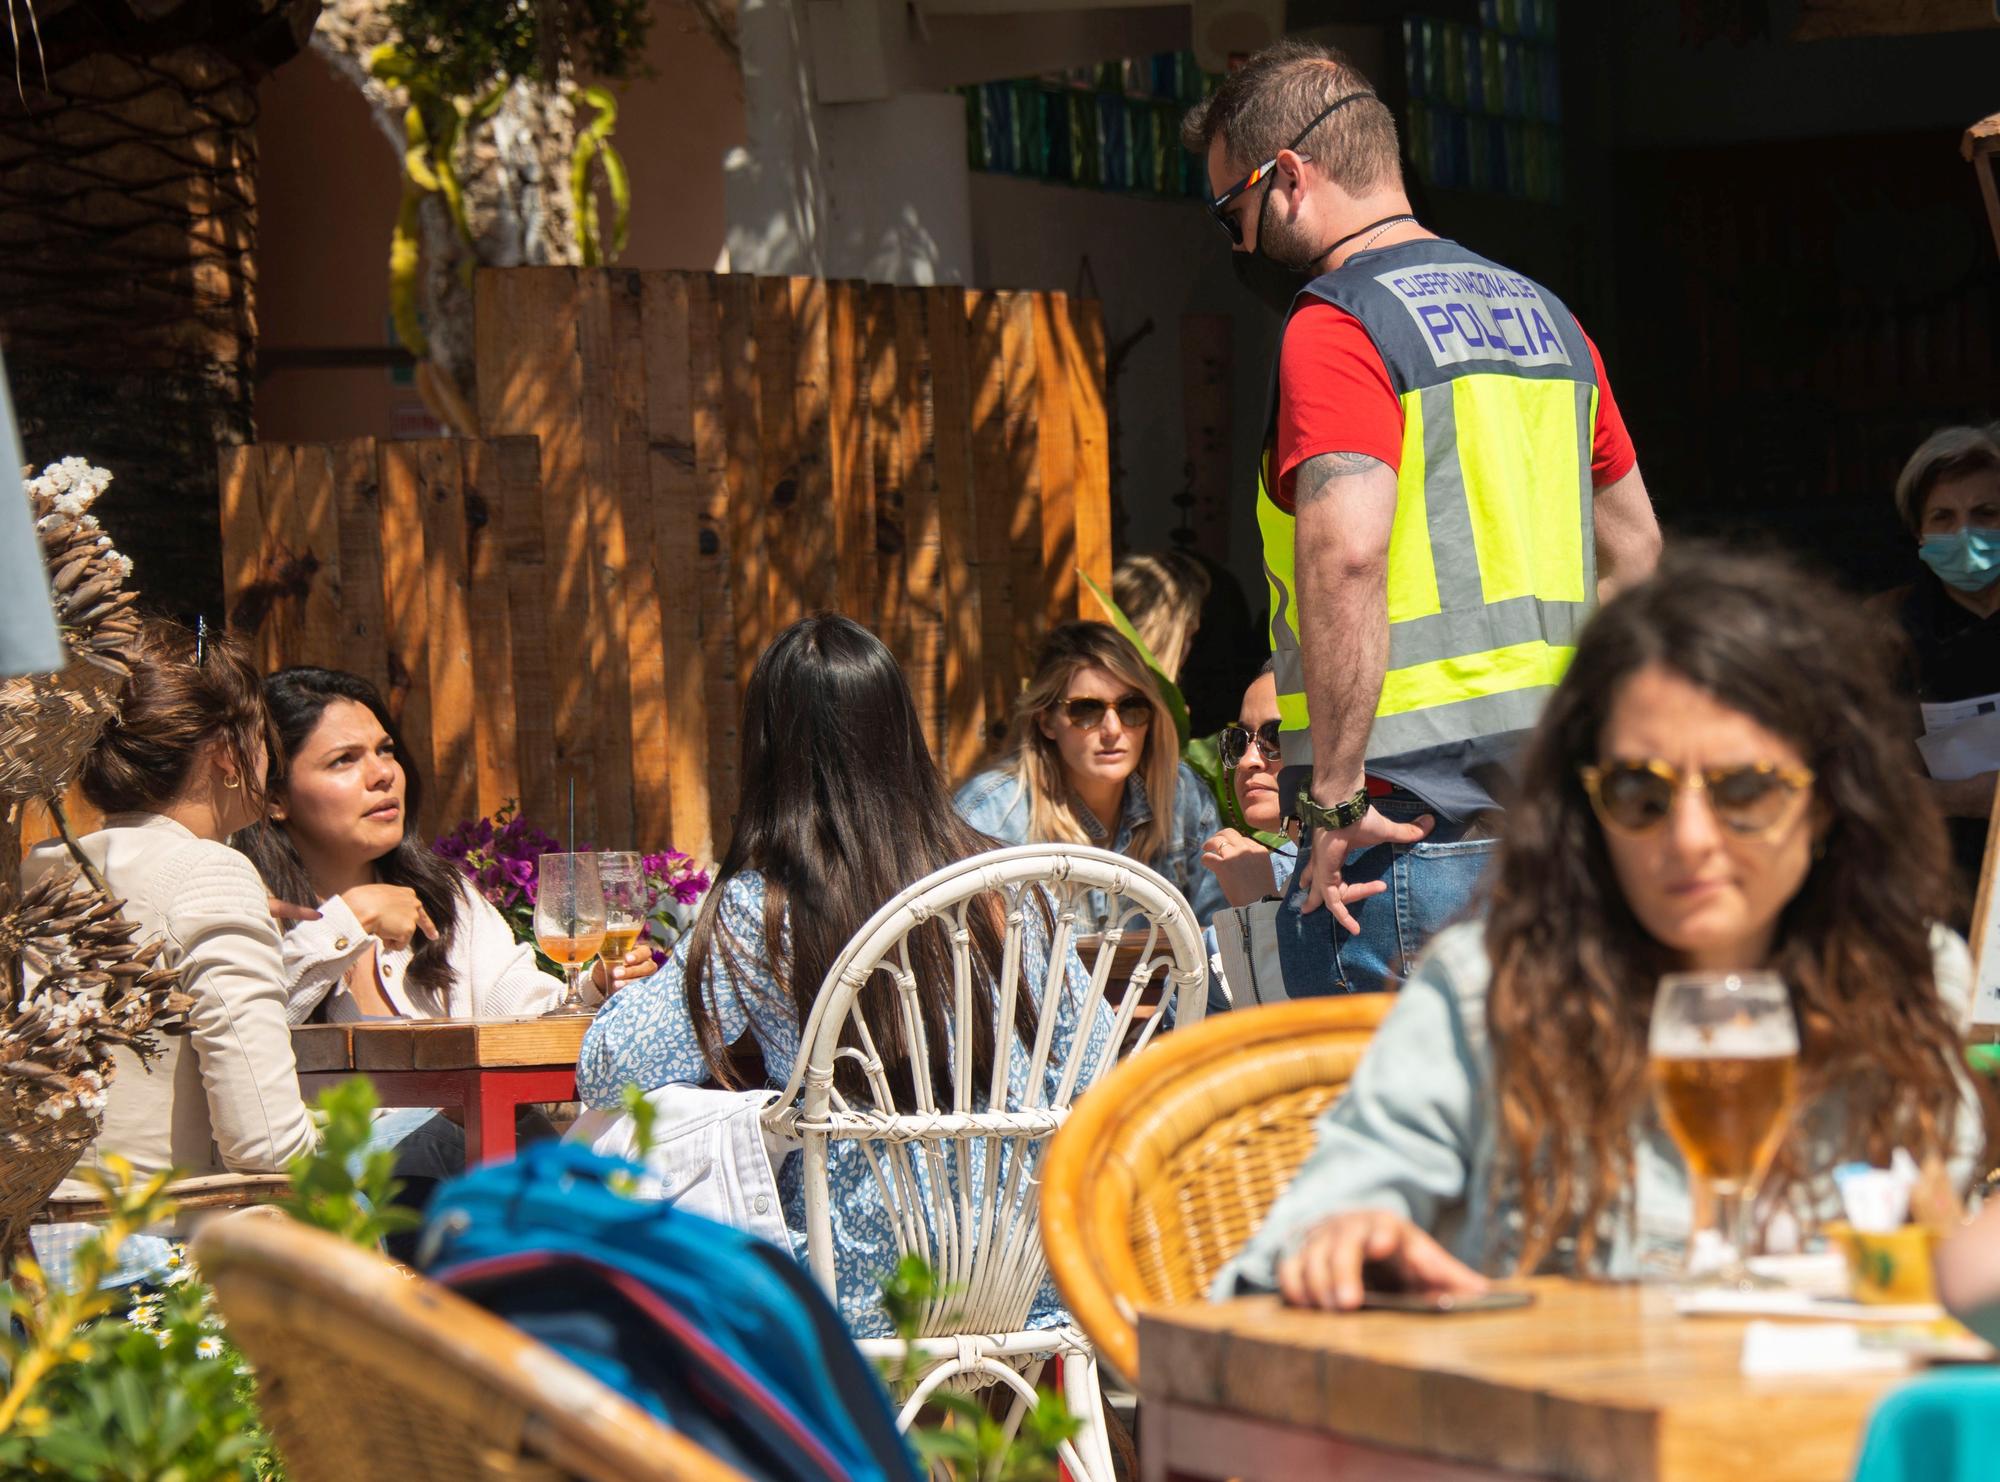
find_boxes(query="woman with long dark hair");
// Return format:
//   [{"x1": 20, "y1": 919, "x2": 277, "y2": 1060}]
[
  {"x1": 1219, "y1": 549, "x2": 1990, "y2": 1308},
  {"x1": 235, "y1": 668, "x2": 652, "y2": 1021},
  {"x1": 577, "y1": 614, "x2": 1111, "y2": 1333}
]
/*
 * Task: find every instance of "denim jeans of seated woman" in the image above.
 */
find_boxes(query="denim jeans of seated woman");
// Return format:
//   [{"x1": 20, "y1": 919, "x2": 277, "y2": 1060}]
[{"x1": 1273, "y1": 791, "x2": 1498, "y2": 995}]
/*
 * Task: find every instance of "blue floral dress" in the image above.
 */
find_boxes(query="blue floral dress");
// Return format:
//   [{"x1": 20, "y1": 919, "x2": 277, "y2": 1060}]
[{"x1": 577, "y1": 870, "x2": 1112, "y2": 1337}]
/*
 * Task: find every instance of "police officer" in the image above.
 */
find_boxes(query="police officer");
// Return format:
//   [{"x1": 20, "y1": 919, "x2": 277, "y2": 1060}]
[{"x1": 1184, "y1": 42, "x2": 1662, "y2": 994}]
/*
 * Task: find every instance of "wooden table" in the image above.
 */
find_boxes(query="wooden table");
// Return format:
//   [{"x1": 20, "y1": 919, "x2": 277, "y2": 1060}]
[
  {"x1": 1138, "y1": 1280, "x2": 1903, "y2": 1482},
  {"x1": 293, "y1": 1016, "x2": 591, "y2": 1165}
]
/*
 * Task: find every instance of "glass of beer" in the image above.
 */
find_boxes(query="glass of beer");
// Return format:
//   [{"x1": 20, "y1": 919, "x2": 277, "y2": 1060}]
[
  {"x1": 597, "y1": 851, "x2": 646, "y2": 967},
  {"x1": 534, "y1": 852, "x2": 607, "y2": 1014},
  {"x1": 1649, "y1": 970, "x2": 1799, "y2": 1288}
]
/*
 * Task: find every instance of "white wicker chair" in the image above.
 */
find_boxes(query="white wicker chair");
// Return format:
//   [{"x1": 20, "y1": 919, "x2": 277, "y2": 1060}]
[{"x1": 762, "y1": 843, "x2": 1206, "y2": 1482}]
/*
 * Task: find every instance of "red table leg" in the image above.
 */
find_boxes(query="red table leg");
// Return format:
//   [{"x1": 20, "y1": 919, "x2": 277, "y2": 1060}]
[{"x1": 299, "y1": 1067, "x2": 577, "y2": 1165}]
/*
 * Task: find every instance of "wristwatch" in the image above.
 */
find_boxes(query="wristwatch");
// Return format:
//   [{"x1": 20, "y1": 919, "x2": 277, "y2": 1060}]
[{"x1": 1296, "y1": 785, "x2": 1372, "y2": 832}]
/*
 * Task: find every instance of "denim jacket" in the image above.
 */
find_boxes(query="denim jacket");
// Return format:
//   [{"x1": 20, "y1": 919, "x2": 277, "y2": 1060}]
[
  {"x1": 1218, "y1": 919, "x2": 1980, "y2": 1295},
  {"x1": 954, "y1": 762, "x2": 1229, "y2": 931}
]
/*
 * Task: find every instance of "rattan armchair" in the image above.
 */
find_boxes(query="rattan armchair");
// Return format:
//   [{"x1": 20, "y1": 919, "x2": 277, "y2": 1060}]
[
  {"x1": 1039, "y1": 994, "x2": 1393, "y2": 1384},
  {"x1": 195, "y1": 1210, "x2": 751, "y2": 1482}
]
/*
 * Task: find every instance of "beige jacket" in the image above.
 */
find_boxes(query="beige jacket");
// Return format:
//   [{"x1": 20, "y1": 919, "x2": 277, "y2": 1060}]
[
  {"x1": 280, "y1": 877, "x2": 597, "y2": 1022},
  {"x1": 23, "y1": 813, "x2": 319, "y2": 1190}
]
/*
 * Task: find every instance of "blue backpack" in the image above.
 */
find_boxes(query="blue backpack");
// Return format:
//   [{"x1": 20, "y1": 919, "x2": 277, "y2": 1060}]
[{"x1": 418, "y1": 1140, "x2": 920, "y2": 1482}]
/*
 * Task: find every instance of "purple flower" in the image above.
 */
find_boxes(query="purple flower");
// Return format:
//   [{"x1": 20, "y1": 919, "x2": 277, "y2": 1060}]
[
  {"x1": 671, "y1": 872, "x2": 710, "y2": 906},
  {"x1": 641, "y1": 851, "x2": 670, "y2": 877},
  {"x1": 649, "y1": 947, "x2": 668, "y2": 968}
]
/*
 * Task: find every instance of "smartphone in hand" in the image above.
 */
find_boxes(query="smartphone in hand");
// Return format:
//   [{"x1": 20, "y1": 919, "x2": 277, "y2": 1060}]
[{"x1": 1356, "y1": 1289, "x2": 1535, "y2": 1315}]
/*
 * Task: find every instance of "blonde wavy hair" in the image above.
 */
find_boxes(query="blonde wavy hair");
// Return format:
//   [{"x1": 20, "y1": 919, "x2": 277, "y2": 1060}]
[
  {"x1": 1005, "y1": 622, "x2": 1178, "y2": 865},
  {"x1": 1112, "y1": 551, "x2": 1211, "y2": 682}
]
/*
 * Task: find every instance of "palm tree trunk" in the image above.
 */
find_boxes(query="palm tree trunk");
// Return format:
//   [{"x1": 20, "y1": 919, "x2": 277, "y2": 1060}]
[{"x1": 0, "y1": 0, "x2": 322, "y2": 620}]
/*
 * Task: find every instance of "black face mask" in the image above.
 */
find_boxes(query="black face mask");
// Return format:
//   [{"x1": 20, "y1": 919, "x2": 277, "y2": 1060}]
[{"x1": 1231, "y1": 249, "x2": 1309, "y2": 317}]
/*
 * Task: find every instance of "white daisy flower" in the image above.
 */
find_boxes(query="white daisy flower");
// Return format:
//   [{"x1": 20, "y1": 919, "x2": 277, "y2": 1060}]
[
  {"x1": 195, "y1": 1336, "x2": 224, "y2": 1360},
  {"x1": 155, "y1": 1330, "x2": 173, "y2": 1349}
]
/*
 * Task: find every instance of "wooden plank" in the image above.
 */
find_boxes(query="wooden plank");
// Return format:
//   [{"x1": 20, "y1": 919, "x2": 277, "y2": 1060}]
[
  {"x1": 474, "y1": 267, "x2": 599, "y2": 843},
  {"x1": 290, "y1": 443, "x2": 346, "y2": 668},
  {"x1": 260, "y1": 443, "x2": 307, "y2": 664},
  {"x1": 608, "y1": 268, "x2": 666, "y2": 851},
  {"x1": 927, "y1": 284, "x2": 987, "y2": 782},
  {"x1": 1069, "y1": 297, "x2": 1115, "y2": 615},
  {"x1": 790, "y1": 275, "x2": 838, "y2": 614},
  {"x1": 756, "y1": 276, "x2": 803, "y2": 636},
  {"x1": 493, "y1": 435, "x2": 559, "y2": 829},
  {"x1": 289, "y1": 1025, "x2": 355, "y2": 1074},
  {"x1": 867, "y1": 284, "x2": 909, "y2": 664},
  {"x1": 460, "y1": 439, "x2": 523, "y2": 821},
  {"x1": 329, "y1": 438, "x2": 390, "y2": 698},
  {"x1": 688, "y1": 274, "x2": 741, "y2": 852},
  {"x1": 999, "y1": 291, "x2": 1045, "y2": 672},
  {"x1": 1140, "y1": 1285, "x2": 1896, "y2": 1482},
  {"x1": 1793, "y1": 0, "x2": 1995, "y2": 39},
  {"x1": 348, "y1": 1025, "x2": 419, "y2": 1070},
  {"x1": 579, "y1": 269, "x2": 636, "y2": 846},
  {"x1": 1033, "y1": 290, "x2": 1079, "y2": 633},
  {"x1": 216, "y1": 444, "x2": 271, "y2": 666},
  {"x1": 828, "y1": 279, "x2": 875, "y2": 624},
  {"x1": 717, "y1": 274, "x2": 767, "y2": 708},
  {"x1": 376, "y1": 442, "x2": 434, "y2": 795},
  {"x1": 1178, "y1": 313, "x2": 1234, "y2": 559},
  {"x1": 408, "y1": 1016, "x2": 592, "y2": 1069},
  {"x1": 641, "y1": 270, "x2": 715, "y2": 861},
  {"x1": 895, "y1": 289, "x2": 945, "y2": 758},
  {"x1": 415, "y1": 439, "x2": 476, "y2": 832},
  {"x1": 965, "y1": 290, "x2": 1019, "y2": 757}
]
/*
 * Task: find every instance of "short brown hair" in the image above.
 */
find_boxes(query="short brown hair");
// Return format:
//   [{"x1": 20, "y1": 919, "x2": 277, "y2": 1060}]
[
  {"x1": 1894, "y1": 425, "x2": 2000, "y2": 533},
  {"x1": 1181, "y1": 41, "x2": 1401, "y2": 196},
  {"x1": 81, "y1": 617, "x2": 279, "y2": 816}
]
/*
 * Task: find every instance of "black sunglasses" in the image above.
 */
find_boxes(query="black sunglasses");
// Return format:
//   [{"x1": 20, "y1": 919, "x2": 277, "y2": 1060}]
[
  {"x1": 1058, "y1": 696, "x2": 1154, "y2": 731},
  {"x1": 1220, "y1": 720, "x2": 1283, "y2": 768},
  {"x1": 1208, "y1": 90, "x2": 1376, "y2": 246}
]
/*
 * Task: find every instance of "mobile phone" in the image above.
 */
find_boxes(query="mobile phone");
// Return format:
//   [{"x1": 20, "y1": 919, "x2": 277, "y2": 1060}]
[{"x1": 1356, "y1": 1288, "x2": 1535, "y2": 1314}]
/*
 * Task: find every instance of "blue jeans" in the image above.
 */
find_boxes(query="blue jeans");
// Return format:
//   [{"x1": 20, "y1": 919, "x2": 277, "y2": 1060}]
[{"x1": 1273, "y1": 793, "x2": 1497, "y2": 996}]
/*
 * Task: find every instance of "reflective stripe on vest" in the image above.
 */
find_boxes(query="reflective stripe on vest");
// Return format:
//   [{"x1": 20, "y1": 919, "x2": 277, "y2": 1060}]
[{"x1": 1261, "y1": 371, "x2": 1597, "y2": 768}]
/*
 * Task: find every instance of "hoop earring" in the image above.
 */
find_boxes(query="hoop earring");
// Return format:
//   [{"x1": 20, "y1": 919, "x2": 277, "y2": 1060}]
[{"x1": 221, "y1": 773, "x2": 242, "y2": 791}]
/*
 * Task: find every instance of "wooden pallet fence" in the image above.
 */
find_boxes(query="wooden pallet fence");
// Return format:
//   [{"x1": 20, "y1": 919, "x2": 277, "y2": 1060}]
[
  {"x1": 217, "y1": 436, "x2": 560, "y2": 845},
  {"x1": 216, "y1": 269, "x2": 1111, "y2": 861},
  {"x1": 473, "y1": 268, "x2": 1113, "y2": 832}
]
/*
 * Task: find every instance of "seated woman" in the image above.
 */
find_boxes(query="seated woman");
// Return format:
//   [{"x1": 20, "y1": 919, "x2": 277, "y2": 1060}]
[
  {"x1": 235, "y1": 666, "x2": 652, "y2": 1025},
  {"x1": 1201, "y1": 663, "x2": 1299, "y2": 909},
  {"x1": 23, "y1": 619, "x2": 316, "y2": 1202},
  {"x1": 577, "y1": 615, "x2": 1111, "y2": 1335},
  {"x1": 956, "y1": 621, "x2": 1228, "y2": 930},
  {"x1": 1220, "y1": 549, "x2": 1986, "y2": 1309}
]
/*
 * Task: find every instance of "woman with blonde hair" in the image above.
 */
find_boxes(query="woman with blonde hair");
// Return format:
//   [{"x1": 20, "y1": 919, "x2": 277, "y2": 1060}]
[
  {"x1": 1112, "y1": 550, "x2": 1211, "y2": 682},
  {"x1": 955, "y1": 621, "x2": 1228, "y2": 928}
]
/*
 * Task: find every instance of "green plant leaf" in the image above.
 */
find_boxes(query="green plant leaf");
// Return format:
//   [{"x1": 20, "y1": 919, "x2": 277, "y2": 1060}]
[{"x1": 1079, "y1": 569, "x2": 1190, "y2": 746}]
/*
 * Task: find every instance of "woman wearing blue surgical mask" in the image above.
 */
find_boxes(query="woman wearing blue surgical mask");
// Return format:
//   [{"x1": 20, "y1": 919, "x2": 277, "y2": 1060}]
[{"x1": 1889, "y1": 424, "x2": 2000, "y2": 899}]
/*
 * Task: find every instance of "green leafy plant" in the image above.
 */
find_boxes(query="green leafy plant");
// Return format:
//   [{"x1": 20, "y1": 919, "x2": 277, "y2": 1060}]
[
  {"x1": 878, "y1": 1254, "x2": 1081, "y2": 1482},
  {"x1": 368, "y1": 0, "x2": 651, "y2": 359},
  {"x1": 0, "y1": 1159, "x2": 279, "y2": 1480},
  {"x1": 279, "y1": 1076, "x2": 419, "y2": 1249}
]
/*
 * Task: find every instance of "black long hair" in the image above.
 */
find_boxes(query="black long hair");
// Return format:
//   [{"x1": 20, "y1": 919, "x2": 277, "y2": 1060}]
[
  {"x1": 683, "y1": 614, "x2": 1035, "y2": 1101},
  {"x1": 234, "y1": 668, "x2": 464, "y2": 1003}
]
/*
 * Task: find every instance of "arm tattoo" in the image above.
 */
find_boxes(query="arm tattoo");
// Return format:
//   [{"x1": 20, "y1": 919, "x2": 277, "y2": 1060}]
[{"x1": 1293, "y1": 451, "x2": 1387, "y2": 509}]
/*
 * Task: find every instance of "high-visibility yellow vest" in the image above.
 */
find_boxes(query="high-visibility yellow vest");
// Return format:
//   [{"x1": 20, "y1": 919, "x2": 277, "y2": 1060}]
[{"x1": 1261, "y1": 239, "x2": 1599, "y2": 776}]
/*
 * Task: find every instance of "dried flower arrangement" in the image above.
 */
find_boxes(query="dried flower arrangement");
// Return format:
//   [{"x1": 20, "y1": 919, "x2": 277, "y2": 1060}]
[{"x1": 0, "y1": 458, "x2": 187, "y2": 1260}]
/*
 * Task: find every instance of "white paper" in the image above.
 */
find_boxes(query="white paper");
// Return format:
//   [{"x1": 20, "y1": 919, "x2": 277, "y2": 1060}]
[
  {"x1": 1677, "y1": 1288, "x2": 1942, "y2": 1323},
  {"x1": 1916, "y1": 701, "x2": 2000, "y2": 781},
  {"x1": 1739, "y1": 1321, "x2": 1910, "y2": 1376}
]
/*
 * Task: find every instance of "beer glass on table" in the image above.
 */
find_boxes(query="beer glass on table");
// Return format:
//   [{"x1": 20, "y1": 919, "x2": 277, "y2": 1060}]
[
  {"x1": 534, "y1": 852, "x2": 607, "y2": 1014},
  {"x1": 597, "y1": 851, "x2": 646, "y2": 969},
  {"x1": 1648, "y1": 970, "x2": 1799, "y2": 1289}
]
